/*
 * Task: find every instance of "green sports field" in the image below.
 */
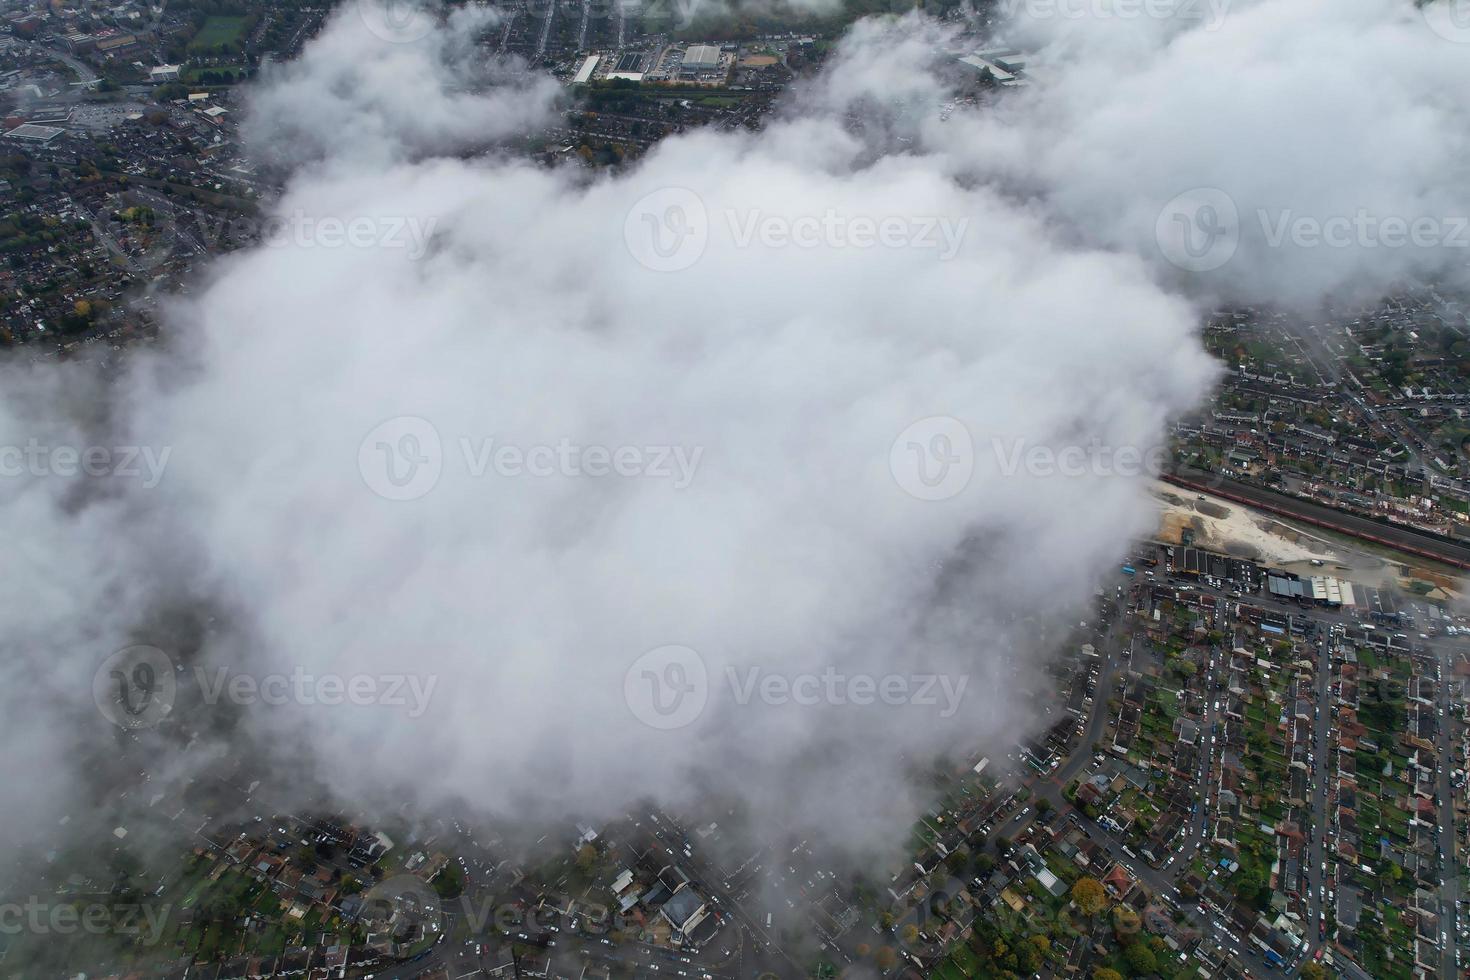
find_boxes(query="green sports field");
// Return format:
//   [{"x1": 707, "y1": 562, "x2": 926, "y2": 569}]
[{"x1": 188, "y1": 15, "x2": 249, "y2": 51}]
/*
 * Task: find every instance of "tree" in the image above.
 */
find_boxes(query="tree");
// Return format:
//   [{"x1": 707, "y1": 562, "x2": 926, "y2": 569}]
[
  {"x1": 1112, "y1": 903, "x2": 1141, "y2": 939},
  {"x1": 577, "y1": 843, "x2": 598, "y2": 872},
  {"x1": 1036, "y1": 798, "x2": 1054, "y2": 815},
  {"x1": 1093, "y1": 970, "x2": 1124, "y2": 980},
  {"x1": 1071, "y1": 877, "x2": 1108, "y2": 917},
  {"x1": 874, "y1": 946, "x2": 898, "y2": 970},
  {"x1": 1124, "y1": 941, "x2": 1158, "y2": 975},
  {"x1": 1300, "y1": 964, "x2": 1326, "y2": 980},
  {"x1": 901, "y1": 923, "x2": 920, "y2": 944},
  {"x1": 431, "y1": 863, "x2": 464, "y2": 899},
  {"x1": 976, "y1": 854, "x2": 996, "y2": 873},
  {"x1": 1014, "y1": 939, "x2": 1041, "y2": 973}
]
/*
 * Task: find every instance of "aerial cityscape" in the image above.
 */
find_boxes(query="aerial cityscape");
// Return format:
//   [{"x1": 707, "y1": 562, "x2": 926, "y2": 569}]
[{"x1": 2, "y1": 0, "x2": 1470, "y2": 978}]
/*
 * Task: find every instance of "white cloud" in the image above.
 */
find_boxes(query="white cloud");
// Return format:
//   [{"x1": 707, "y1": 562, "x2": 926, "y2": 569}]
[{"x1": 4, "y1": 0, "x2": 1465, "y2": 883}]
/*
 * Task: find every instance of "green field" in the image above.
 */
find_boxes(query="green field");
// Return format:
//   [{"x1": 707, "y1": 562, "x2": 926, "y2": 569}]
[{"x1": 188, "y1": 16, "x2": 249, "y2": 51}]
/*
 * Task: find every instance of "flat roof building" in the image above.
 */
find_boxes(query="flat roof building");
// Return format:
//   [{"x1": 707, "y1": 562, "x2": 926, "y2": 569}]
[
  {"x1": 572, "y1": 54, "x2": 599, "y2": 84},
  {"x1": 681, "y1": 45, "x2": 721, "y2": 71},
  {"x1": 5, "y1": 123, "x2": 64, "y2": 143}
]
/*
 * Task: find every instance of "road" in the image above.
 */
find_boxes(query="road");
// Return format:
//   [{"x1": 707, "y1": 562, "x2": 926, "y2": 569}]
[
  {"x1": 533, "y1": 0, "x2": 555, "y2": 60},
  {"x1": 17, "y1": 39, "x2": 98, "y2": 84},
  {"x1": 1432, "y1": 638, "x2": 1462, "y2": 978},
  {"x1": 1301, "y1": 632, "x2": 1334, "y2": 963}
]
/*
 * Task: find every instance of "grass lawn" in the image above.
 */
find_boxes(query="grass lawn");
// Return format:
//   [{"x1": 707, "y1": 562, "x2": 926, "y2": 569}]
[
  {"x1": 933, "y1": 958, "x2": 970, "y2": 980},
  {"x1": 189, "y1": 15, "x2": 249, "y2": 51}
]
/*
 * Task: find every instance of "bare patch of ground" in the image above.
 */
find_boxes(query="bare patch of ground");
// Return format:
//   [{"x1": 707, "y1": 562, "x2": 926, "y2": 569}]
[{"x1": 1150, "y1": 481, "x2": 1338, "y2": 566}]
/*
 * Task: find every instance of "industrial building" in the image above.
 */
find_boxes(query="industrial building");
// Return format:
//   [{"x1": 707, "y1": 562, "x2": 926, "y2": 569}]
[
  {"x1": 572, "y1": 54, "x2": 599, "y2": 84},
  {"x1": 955, "y1": 47, "x2": 1035, "y2": 88},
  {"x1": 1265, "y1": 570, "x2": 1354, "y2": 607},
  {"x1": 681, "y1": 45, "x2": 722, "y2": 72},
  {"x1": 4, "y1": 123, "x2": 64, "y2": 143}
]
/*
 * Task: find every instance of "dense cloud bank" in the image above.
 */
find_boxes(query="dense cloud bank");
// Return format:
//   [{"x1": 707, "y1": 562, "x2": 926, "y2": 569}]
[{"x1": 1, "y1": 0, "x2": 1466, "y2": 878}]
